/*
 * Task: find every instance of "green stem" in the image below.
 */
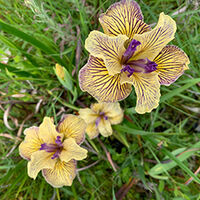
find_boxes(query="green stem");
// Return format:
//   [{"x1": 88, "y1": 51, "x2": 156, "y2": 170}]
[{"x1": 56, "y1": 188, "x2": 60, "y2": 200}]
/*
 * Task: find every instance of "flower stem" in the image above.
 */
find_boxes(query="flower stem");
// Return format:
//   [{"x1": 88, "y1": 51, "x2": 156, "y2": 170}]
[{"x1": 56, "y1": 188, "x2": 60, "y2": 200}]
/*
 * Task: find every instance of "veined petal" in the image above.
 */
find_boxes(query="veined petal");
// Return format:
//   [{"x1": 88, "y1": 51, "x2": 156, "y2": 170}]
[
  {"x1": 39, "y1": 117, "x2": 62, "y2": 144},
  {"x1": 59, "y1": 138, "x2": 87, "y2": 163},
  {"x1": 57, "y1": 115, "x2": 86, "y2": 145},
  {"x1": 28, "y1": 151, "x2": 56, "y2": 179},
  {"x1": 42, "y1": 160, "x2": 76, "y2": 188},
  {"x1": 99, "y1": 0, "x2": 150, "y2": 38},
  {"x1": 85, "y1": 30, "x2": 128, "y2": 75},
  {"x1": 79, "y1": 55, "x2": 132, "y2": 103},
  {"x1": 132, "y1": 12, "x2": 176, "y2": 61},
  {"x1": 154, "y1": 45, "x2": 190, "y2": 86},
  {"x1": 86, "y1": 123, "x2": 99, "y2": 139},
  {"x1": 79, "y1": 108, "x2": 98, "y2": 124},
  {"x1": 103, "y1": 103, "x2": 124, "y2": 124},
  {"x1": 132, "y1": 72, "x2": 161, "y2": 114},
  {"x1": 19, "y1": 127, "x2": 42, "y2": 160},
  {"x1": 98, "y1": 119, "x2": 112, "y2": 137}
]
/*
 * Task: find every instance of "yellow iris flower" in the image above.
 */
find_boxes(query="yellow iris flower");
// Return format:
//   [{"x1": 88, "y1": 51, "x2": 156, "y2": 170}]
[
  {"x1": 79, "y1": 0, "x2": 190, "y2": 114},
  {"x1": 19, "y1": 115, "x2": 87, "y2": 188},
  {"x1": 79, "y1": 102, "x2": 123, "y2": 139}
]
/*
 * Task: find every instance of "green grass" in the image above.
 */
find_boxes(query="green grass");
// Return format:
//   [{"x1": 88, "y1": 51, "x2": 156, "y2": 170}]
[{"x1": 0, "y1": 0, "x2": 200, "y2": 199}]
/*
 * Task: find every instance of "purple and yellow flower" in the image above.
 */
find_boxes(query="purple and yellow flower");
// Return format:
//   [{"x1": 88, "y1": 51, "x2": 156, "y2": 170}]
[
  {"x1": 79, "y1": 102, "x2": 123, "y2": 139},
  {"x1": 19, "y1": 115, "x2": 87, "y2": 188},
  {"x1": 79, "y1": 0, "x2": 190, "y2": 114}
]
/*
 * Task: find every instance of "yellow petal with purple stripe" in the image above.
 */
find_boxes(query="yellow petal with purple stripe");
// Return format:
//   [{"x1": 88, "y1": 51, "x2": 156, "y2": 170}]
[
  {"x1": 28, "y1": 151, "x2": 56, "y2": 179},
  {"x1": 133, "y1": 72, "x2": 160, "y2": 114},
  {"x1": 39, "y1": 117, "x2": 63, "y2": 144},
  {"x1": 98, "y1": 118, "x2": 113, "y2": 137},
  {"x1": 132, "y1": 13, "x2": 176, "y2": 61},
  {"x1": 79, "y1": 55, "x2": 132, "y2": 103},
  {"x1": 85, "y1": 31, "x2": 128, "y2": 75},
  {"x1": 59, "y1": 138, "x2": 87, "y2": 163},
  {"x1": 57, "y1": 114, "x2": 86, "y2": 145},
  {"x1": 42, "y1": 160, "x2": 76, "y2": 188},
  {"x1": 154, "y1": 45, "x2": 190, "y2": 86},
  {"x1": 19, "y1": 127, "x2": 42, "y2": 160},
  {"x1": 86, "y1": 122, "x2": 99, "y2": 139},
  {"x1": 99, "y1": 0, "x2": 151, "y2": 38}
]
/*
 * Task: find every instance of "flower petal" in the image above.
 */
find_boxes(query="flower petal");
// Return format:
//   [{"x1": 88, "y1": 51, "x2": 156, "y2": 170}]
[
  {"x1": 79, "y1": 108, "x2": 98, "y2": 124},
  {"x1": 39, "y1": 117, "x2": 62, "y2": 144},
  {"x1": 99, "y1": 0, "x2": 150, "y2": 38},
  {"x1": 85, "y1": 30, "x2": 128, "y2": 75},
  {"x1": 57, "y1": 114, "x2": 86, "y2": 145},
  {"x1": 102, "y1": 103, "x2": 124, "y2": 124},
  {"x1": 79, "y1": 55, "x2": 132, "y2": 102},
  {"x1": 154, "y1": 45, "x2": 190, "y2": 86},
  {"x1": 28, "y1": 151, "x2": 56, "y2": 179},
  {"x1": 132, "y1": 12, "x2": 176, "y2": 61},
  {"x1": 19, "y1": 127, "x2": 42, "y2": 160},
  {"x1": 42, "y1": 160, "x2": 76, "y2": 188},
  {"x1": 132, "y1": 72, "x2": 161, "y2": 114},
  {"x1": 98, "y1": 119, "x2": 112, "y2": 137},
  {"x1": 86, "y1": 123, "x2": 99, "y2": 139},
  {"x1": 59, "y1": 138, "x2": 87, "y2": 163}
]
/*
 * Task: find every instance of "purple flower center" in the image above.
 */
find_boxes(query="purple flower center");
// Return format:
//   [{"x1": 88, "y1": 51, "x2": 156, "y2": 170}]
[
  {"x1": 121, "y1": 39, "x2": 157, "y2": 77},
  {"x1": 95, "y1": 112, "x2": 108, "y2": 127},
  {"x1": 121, "y1": 39, "x2": 141, "y2": 64},
  {"x1": 40, "y1": 136, "x2": 63, "y2": 159}
]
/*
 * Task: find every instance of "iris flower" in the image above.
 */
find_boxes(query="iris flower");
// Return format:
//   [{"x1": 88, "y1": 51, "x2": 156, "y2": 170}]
[
  {"x1": 79, "y1": 102, "x2": 123, "y2": 139},
  {"x1": 19, "y1": 115, "x2": 87, "y2": 188},
  {"x1": 79, "y1": 0, "x2": 190, "y2": 114}
]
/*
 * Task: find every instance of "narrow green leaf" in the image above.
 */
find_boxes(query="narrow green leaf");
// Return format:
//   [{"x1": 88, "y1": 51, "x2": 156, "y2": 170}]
[
  {"x1": 0, "y1": 20, "x2": 66, "y2": 67},
  {"x1": 160, "y1": 78, "x2": 200, "y2": 103},
  {"x1": 146, "y1": 136, "x2": 200, "y2": 184}
]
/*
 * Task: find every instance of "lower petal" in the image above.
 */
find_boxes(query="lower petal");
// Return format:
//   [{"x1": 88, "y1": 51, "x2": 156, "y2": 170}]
[
  {"x1": 86, "y1": 123, "x2": 99, "y2": 139},
  {"x1": 19, "y1": 126, "x2": 42, "y2": 160},
  {"x1": 154, "y1": 45, "x2": 190, "y2": 86},
  {"x1": 79, "y1": 55, "x2": 132, "y2": 103},
  {"x1": 57, "y1": 114, "x2": 86, "y2": 145},
  {"x1": 133, "y1": 72, "x2": 161, "y2": 114},
  {"x1": 28, "y1": 151, "x2": 56, "y2": 179},
  {"x1": 42, "y1": 160, "x2": 76, "y2": 188},
  {"x1": 60, "y1": 138, "x2": 87, "y2": 162},
  {"x1": 98, "y1": 119, "x2": 113, "y2": 137}
]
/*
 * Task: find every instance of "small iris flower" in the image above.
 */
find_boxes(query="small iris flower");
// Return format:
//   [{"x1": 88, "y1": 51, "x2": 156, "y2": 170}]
[
  {"x1": 79, "y1": 0, "x2": 190, "y2": 114},
  {"x1": 79, "y1": 102, "x2": 123, "y2": 139},
  {"x1": 19, "y1": 115, "x2": 87, "y2": 188}
]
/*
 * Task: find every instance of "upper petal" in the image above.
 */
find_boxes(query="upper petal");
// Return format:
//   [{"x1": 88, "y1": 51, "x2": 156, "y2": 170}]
[
  {"x1": 79, "y1": 108, "x2": 98, "y2": 124},
  {"x1": 19, "y1": 126, "x2": 42, "y2": 160},
  {"x1": 28, "y1": 151, "x2": 56, "y2": 179},
  {"x1": 79, "y1": 55, "x2": 132, "y2": 103},
  {"x1": 57, "y1": 114, "x2": 86, "y2": 145},
  {"x1": 99, "y1": 0, "x2": 150, "y2": 38},
  {"x1": 85, "y1": 30, "x2": 128, "y2": 75},
  {"x1": 59, "y1": 138, "x2": 87, "y2": 163},
  {"x1": 98, "y1": 119, "x2": 113, "y2": 137},
  {"x1": 132, "y1": 13, "x2": 176, "y2": 61},
  {"x1": 154, "y1": 45, "x2": 190, "y2": 86},
  {"x1": 39, "y1": 117, "x2": 62, "y2": 144},
  {"x1": 132, "y1": 72, "x2": 161, "y2": 114},
  {"x1": 42, "y1": 160, "x2": 76, "y2": 188}
]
